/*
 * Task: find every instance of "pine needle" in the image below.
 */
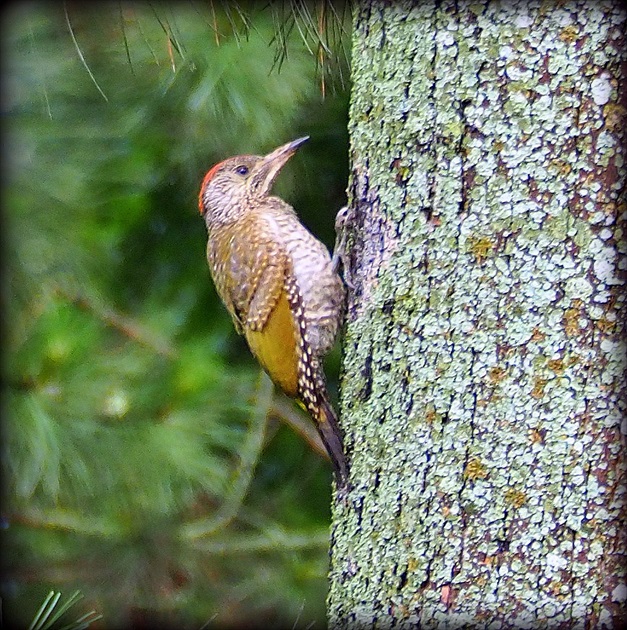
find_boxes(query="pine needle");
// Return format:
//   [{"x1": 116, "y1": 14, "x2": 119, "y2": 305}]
[
  {"x1": 222, "y1": 1, "x2": 252, "y2": 44},
  {"x1": 265, "y1": 0, "x2": 350, "y2": 92},
  {"x1": 209, "y1": 0, "x2": 221, "y2": 45},
  {"x1": 117, "y1": 2, "x2": 134, "y2": 74},
  {"x1": 63, "y1": 2, "x2": 109, "y2": 102},
  {"x1": 27, "y1": 23, "x2": 52, "y2": 118},
  {"x1": 135, "y1": 11, "x2": 160, "y2": 65},
  {"x1": 29, "y1": 591, "x2": 60, "y2": 630},
  {"x1": 149, "y1": 2, "x2": 186, "y2": 68}
]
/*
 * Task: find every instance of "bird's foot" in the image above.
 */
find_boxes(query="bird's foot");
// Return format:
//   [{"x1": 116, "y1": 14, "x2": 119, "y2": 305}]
[{"x1": 332, "y1": 206, "x2": 355, "y2": 290}]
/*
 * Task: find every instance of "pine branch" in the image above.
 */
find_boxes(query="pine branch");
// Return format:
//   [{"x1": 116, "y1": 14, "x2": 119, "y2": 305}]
[
  {"x1": 270, "y1": 396, "x2": 328, "y2": 459},
  {"x1": 57, "y1": 287, "x2": 177, "y2": 359},
  {"x1": 189, "y1": 529, "x2": 330, "y2": 554},
  {"x1": 181, "y1": 371, "x2": 272, "y2": 539}
]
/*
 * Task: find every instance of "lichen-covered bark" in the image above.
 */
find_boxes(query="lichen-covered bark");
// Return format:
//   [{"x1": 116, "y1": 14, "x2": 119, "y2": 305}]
[{"x1": 329, "y1": 1, "x2": 626, "y2": 627}]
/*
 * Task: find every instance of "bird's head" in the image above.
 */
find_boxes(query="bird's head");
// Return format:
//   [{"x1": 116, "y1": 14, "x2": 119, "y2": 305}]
[{"x1": 198, "y1": 136, "x2": 309, "y2": 225}]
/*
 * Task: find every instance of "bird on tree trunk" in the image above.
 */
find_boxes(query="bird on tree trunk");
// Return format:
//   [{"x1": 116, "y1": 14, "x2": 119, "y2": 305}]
[{"x1": 198, "y1": 136, "x2": 349, "y2": 489}]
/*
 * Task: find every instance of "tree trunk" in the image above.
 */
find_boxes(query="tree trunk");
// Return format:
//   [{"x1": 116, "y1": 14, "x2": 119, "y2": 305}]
[{"x1": 329, "y1": 1, "x2": 626, "y2": 627}]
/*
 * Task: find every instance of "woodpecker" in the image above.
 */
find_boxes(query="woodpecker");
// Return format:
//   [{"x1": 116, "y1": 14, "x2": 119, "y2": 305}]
[{"x1": 198, "y1": 136, "x2": 348, "y2": 489}]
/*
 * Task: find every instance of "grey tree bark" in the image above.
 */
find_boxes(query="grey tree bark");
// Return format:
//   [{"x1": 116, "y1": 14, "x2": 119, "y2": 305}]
[{"x1": 329, "y1": 1, "x2": 626, "y2": 627}]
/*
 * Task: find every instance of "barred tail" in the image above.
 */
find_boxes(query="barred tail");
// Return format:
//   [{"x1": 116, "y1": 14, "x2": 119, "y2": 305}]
[
  {"x1": 315, "y1": 395, "x2": 349, "y2": 490},
  {"x1": 285, "y1": 275, "x2": 349, "y2": 489}
]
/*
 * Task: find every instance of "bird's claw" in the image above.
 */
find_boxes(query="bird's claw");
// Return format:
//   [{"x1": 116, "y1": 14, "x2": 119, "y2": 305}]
[{"x1": 332, "y1": 206, "x2": 355, "y2": 290}]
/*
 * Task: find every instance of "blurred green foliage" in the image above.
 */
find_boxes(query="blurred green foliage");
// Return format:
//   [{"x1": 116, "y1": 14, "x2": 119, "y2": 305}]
[{"x1": 2, "y1": 3, "x2": 350, "y2": 628}]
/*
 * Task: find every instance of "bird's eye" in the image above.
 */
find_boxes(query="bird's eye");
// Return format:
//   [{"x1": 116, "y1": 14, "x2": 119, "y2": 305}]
[{"x1": 235, "y1": 165, "x2": 249, "y2": 176}]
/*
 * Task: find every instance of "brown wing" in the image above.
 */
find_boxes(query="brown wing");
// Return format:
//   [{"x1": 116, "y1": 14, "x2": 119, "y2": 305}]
[
  {"x1": 207, "y1": 228, "x2": 286, "y2": 334},
  {"x1": 208, "y1": 225, "x2": 299, "y2": 396}
]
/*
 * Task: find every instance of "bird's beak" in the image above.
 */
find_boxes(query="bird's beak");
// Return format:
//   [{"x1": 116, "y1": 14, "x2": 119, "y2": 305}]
[{"x1": 252, "y1": 136, "x2": 309, "y2": 196}]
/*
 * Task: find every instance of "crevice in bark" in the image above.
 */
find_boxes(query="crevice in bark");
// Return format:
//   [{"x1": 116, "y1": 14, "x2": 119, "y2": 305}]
[{"x1": 358, "y1": 352, "x2": 373, "y2": 402}]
